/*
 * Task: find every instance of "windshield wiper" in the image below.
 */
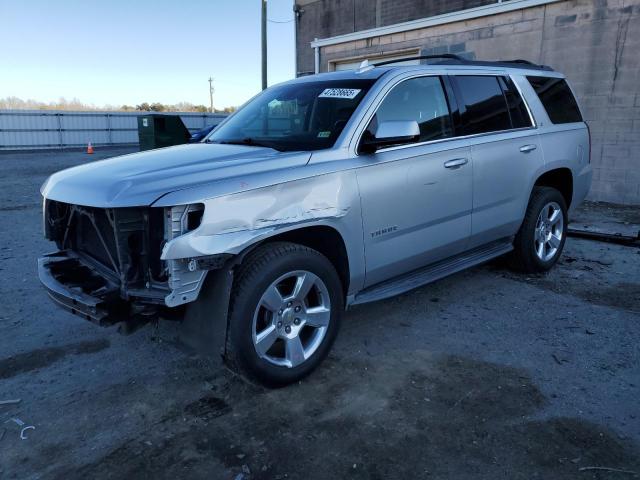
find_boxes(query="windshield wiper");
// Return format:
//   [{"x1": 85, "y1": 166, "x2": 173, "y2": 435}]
[{"x1": 215, "y1": 138, "x2": 284, "y2": 151}]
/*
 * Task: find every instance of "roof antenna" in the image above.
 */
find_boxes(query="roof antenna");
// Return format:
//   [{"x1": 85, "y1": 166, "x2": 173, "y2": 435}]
[{"x1": 357, "y1": 59, "x2": 374, "y2": 73}]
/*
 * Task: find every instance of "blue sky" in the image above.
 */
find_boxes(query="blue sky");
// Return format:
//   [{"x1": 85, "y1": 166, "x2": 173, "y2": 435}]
[{"x1": 0, "y1": 0, "x2": 295, "y2": 108}]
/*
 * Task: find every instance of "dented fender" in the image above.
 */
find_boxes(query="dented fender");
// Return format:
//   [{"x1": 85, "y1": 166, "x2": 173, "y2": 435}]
[{"x1": 160, "y1": 171, "x2": 366, "y2": 295}]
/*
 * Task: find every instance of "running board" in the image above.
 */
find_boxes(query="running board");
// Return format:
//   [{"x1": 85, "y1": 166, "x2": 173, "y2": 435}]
[{"x1": 351, "y1": 240, "x2": 513, "y2": 306}]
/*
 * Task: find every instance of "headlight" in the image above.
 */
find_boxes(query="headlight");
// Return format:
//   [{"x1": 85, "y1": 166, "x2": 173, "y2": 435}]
[
  {"x1": 184, "y1": 204, "x2": 204, "y2": 232},
  {"x1": 173, "y1": 203, "x2": 204, "y2": 235}
]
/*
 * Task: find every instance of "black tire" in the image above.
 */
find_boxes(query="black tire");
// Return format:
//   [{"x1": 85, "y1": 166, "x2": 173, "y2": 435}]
[
  {"x1": 511, "y1": 186, "x2": 568, "y2": 273},
  {"x1": 226, "y1": 242, "x2": 343, "y2": 387}
]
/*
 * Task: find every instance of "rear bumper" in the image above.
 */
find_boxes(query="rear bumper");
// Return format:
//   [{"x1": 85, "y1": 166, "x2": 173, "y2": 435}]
[
  {"x1": 570, "y1": 163, "x2": 592, "y2": 216},
  {"x1": 37, "y1": 251, "x2": 122, "y2": 325}
]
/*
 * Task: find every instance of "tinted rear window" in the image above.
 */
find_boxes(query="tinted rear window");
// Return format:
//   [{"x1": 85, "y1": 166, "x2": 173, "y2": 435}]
[
  {"x1": 527, "y1": 76, "x2": 582, "y2": 124},
  {"x1": 454, "y1": 76, "x2": 512, "y2": 135},
  {"x1": 498, "y1": 76, "x2": 532, "y2": 129}
]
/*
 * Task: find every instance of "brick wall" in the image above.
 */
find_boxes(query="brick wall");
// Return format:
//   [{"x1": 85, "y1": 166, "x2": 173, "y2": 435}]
[
  {"x1": 295, "y1": 0, "x2": 497, "y2": 75},
  {"x1": 296, "y1": 0, "x2": 640, "y2": 205}
]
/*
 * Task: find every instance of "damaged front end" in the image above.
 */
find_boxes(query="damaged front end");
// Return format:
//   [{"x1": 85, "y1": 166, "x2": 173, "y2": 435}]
[{"x1": 38, "y1": 200, "x2": 208, "y2": 331}]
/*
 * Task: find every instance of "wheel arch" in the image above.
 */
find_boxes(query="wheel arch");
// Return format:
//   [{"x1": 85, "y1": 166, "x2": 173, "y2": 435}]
[
  {"x1": 533, "y1": 167, "x2": 573, "y2": 209},
  {"x1": 238, "y1": 224, "x2": 351, "y2": 298}
]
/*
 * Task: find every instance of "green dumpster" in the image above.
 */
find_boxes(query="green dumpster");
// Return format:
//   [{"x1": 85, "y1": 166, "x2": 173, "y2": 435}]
[{"x1": 137, "y1": 114, "x2": 191, "y2": 151}]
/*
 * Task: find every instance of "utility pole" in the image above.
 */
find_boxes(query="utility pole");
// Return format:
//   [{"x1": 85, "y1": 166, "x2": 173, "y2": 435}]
[
  {"x1": 293, "y1": 4, "x2": 301, "y2": 77},
  {"x1": 261, "y1": 0, "x2": 267, "y2": 90},
  {"x1": 208, "y1": 77, "x2": 214, "y2": 113}
]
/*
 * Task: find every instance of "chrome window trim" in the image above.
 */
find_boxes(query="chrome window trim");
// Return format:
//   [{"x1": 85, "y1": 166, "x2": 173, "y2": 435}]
[
  {"x1": 508, "y1": 74, "x2": 537, "y2": 128},
  {"x1": 352, "y1": 71, "x2": 539, "y2": 157},
  {"x1": 372, "y1": 126, "x2": 538, "y2": 154}
]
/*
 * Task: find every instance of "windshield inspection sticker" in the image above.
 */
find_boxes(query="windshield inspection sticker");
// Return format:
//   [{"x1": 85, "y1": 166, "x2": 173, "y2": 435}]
[
  {"x1": 317, "y1": 131, "x2": 331, "y2": 138},
  {"x1": 319, "y1": 88, "x2": 361, "y2": 99}
]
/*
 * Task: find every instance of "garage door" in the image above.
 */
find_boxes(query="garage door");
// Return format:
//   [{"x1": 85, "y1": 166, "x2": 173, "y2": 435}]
[{"x1": 333, "y1": 53, "x2": 420, "y2": 71}]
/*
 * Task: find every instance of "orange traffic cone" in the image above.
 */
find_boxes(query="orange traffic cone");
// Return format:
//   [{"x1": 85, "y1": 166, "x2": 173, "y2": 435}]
[{"x1": 87, "y1": 142, "x2": 94, "y2": 154}]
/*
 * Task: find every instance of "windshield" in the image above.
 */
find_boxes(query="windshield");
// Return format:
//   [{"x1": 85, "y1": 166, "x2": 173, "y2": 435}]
[{"x1": 205, "y1": 79, "x2": 376, "y2": 151}]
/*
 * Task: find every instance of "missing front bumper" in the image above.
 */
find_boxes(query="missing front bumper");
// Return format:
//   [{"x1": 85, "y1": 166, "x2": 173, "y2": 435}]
[
  {"x1": 37, "y1": 250, "x2": 199, "y2": 336},
  {"x1": 38, "y1": 251, "x2": 130, "y2": 326},
  {"x1": 39, "y1": 250, "x2": 236, "y2": 360}
]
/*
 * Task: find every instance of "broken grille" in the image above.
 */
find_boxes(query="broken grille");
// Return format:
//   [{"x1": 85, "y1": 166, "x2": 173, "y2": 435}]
[{"x1": 44, "y1": 200, "x2": 167, "y2": 294}]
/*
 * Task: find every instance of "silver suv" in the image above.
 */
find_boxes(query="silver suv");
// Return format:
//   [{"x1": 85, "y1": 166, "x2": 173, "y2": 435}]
[{"x1": 39, "y1": 56, "x2": 592, "y2": 386}]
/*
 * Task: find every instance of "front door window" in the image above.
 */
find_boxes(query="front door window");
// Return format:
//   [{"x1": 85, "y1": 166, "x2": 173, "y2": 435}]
[{"x1": 365, "y1": 76, "x2": 453, "y2": 147}]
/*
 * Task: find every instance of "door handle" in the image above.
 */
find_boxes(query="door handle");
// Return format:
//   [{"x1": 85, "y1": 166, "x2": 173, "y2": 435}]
[
  {"x1": 520, "y1": 144, "x2": 537, "y2": 153},
  {"x1": 444, "y1": 158, "x2": 468, "y2": 169}
]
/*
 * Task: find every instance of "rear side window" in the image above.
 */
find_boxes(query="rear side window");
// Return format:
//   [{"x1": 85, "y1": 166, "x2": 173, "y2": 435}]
[
  {"x1": 527, "y1": 76, "x2": 582, "y2": 124},
  {"x1": 498, "y1": 76, "x2": 532, "y2": 128},
  {"x1": 454, "y1": 76, "x2": 512, "y2": 135}
]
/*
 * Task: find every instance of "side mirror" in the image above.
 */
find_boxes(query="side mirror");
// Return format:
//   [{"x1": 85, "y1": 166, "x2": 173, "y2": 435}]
[{"x1": 359, "y1": 120, "x2": 420, "y2": 154}]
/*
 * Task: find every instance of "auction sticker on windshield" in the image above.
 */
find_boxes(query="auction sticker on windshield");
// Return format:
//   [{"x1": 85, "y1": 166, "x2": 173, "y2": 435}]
[{"x1": 319, "y1": 88, "x2": 361, "y2": 99}]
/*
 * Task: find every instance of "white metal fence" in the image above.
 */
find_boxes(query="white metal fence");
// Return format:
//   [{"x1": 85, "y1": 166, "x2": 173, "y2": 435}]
[{"x1": 0, "y1": 110, "x2": 228, "y2": 150}]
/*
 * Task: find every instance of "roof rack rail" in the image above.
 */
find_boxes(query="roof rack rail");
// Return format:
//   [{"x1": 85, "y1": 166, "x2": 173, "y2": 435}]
[
  {"x1": 500, "y1": 59, "x2": 536, "y2": 66},
  {"x1": 373, "y1": 54, "x2": 464, "y2": 67},
  {"x1": 370, "y1": 55, "x2": 553, "y2": 71}
]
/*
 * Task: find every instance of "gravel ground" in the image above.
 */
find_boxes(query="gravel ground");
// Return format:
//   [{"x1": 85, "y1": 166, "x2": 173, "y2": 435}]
[{"x1": 0, "y1": 148, "x2": 639, "y2": 480}]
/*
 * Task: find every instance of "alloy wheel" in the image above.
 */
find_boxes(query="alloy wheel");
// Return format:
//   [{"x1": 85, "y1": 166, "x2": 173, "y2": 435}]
[
  {"x1": 534, "y1": 201, "x2": 564, "y2": 262},
  {"x1": 252, "y1": 270, "x2": 331, "y2": 368}
]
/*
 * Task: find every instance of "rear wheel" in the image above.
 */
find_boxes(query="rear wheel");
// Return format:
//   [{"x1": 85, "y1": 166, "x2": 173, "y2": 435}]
[
  {"x1": 226, "y1": 242, "x2": 343, "y2": 387},
  {"x1": 511, "y1": 187, "x2": 568, "y2": 273}
]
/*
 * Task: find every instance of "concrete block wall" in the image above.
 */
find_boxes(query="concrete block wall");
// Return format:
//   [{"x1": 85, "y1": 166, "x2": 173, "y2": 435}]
[{"x1": 296, "y1": 0, "x2": 640, "y2": 205}]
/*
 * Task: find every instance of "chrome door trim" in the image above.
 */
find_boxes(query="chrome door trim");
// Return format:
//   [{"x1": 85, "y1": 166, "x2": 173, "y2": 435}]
[{"x1": 350, "y1": 71, "x2": 539, "y2": 157}]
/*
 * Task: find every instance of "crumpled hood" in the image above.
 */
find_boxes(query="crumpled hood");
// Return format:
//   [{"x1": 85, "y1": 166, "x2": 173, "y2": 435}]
[{"x1": 41, "y1": 143, "x2": 311, "y2": 207}]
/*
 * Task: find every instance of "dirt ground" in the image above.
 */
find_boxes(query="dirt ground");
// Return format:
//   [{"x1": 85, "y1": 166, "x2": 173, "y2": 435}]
[{"x1": 0, "y1": 148, "x2": 639, "y2": 480}]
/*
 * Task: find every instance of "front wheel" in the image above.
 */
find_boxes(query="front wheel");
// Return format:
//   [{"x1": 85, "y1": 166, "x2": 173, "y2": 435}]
[
  {"x1": 226, "y1": 242, "x2": 343, "y2": 387},
  {"x1": 511, "y1": 186, "x2": 568, "y2": 273}
]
